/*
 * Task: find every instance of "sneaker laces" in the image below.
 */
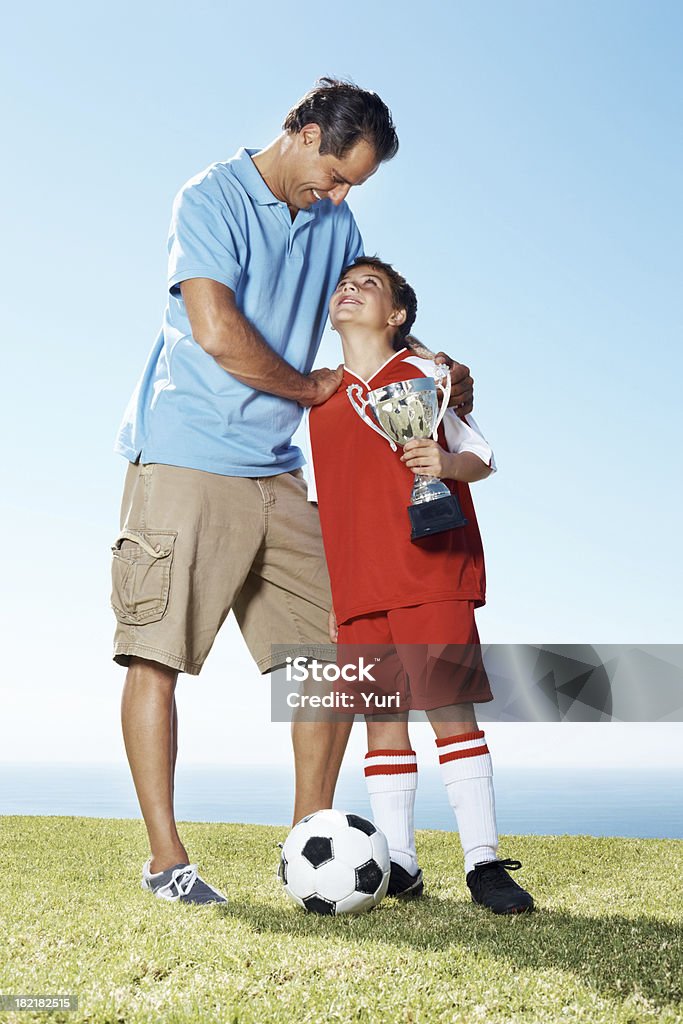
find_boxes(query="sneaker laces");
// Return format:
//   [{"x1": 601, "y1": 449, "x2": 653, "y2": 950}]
[
  {"x1": 156, "y1": 864, "x2": 199, "y2": 900},
  {"x1": 474, "y1": 858, "x2": 523, "y2": 890}
]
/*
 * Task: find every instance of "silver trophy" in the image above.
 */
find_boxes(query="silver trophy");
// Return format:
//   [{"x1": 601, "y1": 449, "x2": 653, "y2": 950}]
[{"x1": 347, "y1": 364, "x2": 467, "y2": 540}]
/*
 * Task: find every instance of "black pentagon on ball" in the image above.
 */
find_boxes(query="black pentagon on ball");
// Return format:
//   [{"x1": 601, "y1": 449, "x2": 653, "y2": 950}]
[
  {"x1": 355, "y1": 859, "x2": 384, "y2": 894},
  {"x1": 346, "y1": 813, "x2": 376, "y2": 836},
  {"x1": 303, "y1": 894, "x2": 336, "y2": 916},
  {"x1": 278, "y1": 853, "x2": 288, "y2": 885},
  {"x1": 301, "y1": 835, "x2": 334, "y2": 868}
]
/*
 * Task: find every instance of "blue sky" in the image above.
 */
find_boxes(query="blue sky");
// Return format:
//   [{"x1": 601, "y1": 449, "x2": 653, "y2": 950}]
[{"x1": 1, "y1": 1, "x2": 681, "y2": 769}]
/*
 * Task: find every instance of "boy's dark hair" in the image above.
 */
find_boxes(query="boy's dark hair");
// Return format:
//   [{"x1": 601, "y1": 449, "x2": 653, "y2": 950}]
[
  {"x1": 341, "y1": 256, "x2": 417, "y2": 347},
  {"x1": 283, "y1": 77, "x2": 399, "y2": 163}
]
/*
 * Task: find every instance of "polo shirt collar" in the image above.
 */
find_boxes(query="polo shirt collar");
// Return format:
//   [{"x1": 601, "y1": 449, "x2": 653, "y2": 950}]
[
  {"x1": 232, "y1": 147, "x2": 316, "y2": 222},
  {"x1": 231, "y1": 147, "x2": 284, "y2": 206}
]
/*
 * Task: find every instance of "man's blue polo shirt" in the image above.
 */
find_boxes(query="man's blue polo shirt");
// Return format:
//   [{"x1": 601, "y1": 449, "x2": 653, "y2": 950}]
[{"x1": 115, "y1": 148, "x2": 364, "y2": 476}]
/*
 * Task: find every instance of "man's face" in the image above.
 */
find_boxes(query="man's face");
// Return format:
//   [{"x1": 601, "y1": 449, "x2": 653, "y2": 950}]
[
  {"x1": 329, "y1": 265, "x2": 405, "y2": 336},
  {"x1": 287, "y1": 124, "x2": 379, "y2": 210}
]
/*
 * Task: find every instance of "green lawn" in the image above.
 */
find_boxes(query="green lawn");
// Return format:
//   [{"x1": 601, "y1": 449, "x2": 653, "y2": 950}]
[{"x1": 1, "y1": 818, "x2": 681, "y2": 1023}]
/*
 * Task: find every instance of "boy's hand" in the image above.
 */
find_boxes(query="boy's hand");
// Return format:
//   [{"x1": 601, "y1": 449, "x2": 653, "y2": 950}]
[
  {"x1": 433, "y1": 353, "x2": 474, "y2": 417},
  {"x1": 401, "y1": 439, "x2": 454, "y2": 479},
  {"x1": 328, "y1": 607, "x2": 338, "y2": 643}
]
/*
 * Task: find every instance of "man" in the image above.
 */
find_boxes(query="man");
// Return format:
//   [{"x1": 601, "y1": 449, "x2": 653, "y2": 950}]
[{"x1": 111, "y1": 78, "x2": 474, "y2": 904}]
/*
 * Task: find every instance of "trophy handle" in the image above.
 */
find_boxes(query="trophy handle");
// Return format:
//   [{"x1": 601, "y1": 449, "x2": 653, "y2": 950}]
[
  {"x1": 346, "y1": 384, "x2": 398, "y2": 451},
  {"x1": 432, "y1": 363, "x2": 452, "y2": 440}
]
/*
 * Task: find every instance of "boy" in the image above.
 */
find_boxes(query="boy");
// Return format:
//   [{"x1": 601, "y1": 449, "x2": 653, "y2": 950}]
[{"x1": 305, "y1": 257, "x2": 534, "y2": 914}]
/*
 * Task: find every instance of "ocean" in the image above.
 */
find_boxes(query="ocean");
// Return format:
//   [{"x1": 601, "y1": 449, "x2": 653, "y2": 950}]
[{"x1": 1, "y1": 763, "x2": 681, "y2": 838}]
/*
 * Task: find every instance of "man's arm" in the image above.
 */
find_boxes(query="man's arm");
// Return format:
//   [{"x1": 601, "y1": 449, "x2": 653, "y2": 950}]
[{"x1": 180, "y1": 278, "x2": 342, "y2": 408}]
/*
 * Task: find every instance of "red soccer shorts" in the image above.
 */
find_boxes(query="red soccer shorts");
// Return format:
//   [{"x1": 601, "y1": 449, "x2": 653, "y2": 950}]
[{"x1": 336, "y1": 600, "x2": 493, "y2": 712}]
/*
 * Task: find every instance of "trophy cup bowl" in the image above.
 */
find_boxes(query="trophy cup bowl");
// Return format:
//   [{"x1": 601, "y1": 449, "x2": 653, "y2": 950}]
[{"x1": 348, "y1": 372, "x2": 467, "y2": 541}]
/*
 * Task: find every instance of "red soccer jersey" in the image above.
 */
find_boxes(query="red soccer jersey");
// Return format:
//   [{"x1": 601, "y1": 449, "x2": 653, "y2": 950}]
[{"x1": 307, "y1": 348, "x2": 491, "y2": 625}]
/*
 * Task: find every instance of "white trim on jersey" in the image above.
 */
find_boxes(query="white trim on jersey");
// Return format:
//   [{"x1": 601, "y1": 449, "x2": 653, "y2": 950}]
[
  {"x1": 302, "y1": 408, "x2": 319, "y2": 503},
  {"x1": 344, "y1": 347, "x2": 410, "y2": 386}
]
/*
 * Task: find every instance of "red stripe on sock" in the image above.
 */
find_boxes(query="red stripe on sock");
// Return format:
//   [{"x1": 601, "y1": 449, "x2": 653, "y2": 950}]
[
  {"x1": 365, "y1": 749, "x2": 416, "y2": 758},
  {"x1": 438, "y1": 745, "x2": 489, "y2": 764},
  {"x1": 365, "y1": 763, "x2": 419, "y2": 777},
  {"x1": 435, "y1": 731, "x2": 485, "y2": 747}
]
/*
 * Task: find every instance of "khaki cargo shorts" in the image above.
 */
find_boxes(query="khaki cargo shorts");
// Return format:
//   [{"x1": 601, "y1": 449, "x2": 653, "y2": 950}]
[{"x1": 111, "y1": 462, "x2": 333, "y2": 675}]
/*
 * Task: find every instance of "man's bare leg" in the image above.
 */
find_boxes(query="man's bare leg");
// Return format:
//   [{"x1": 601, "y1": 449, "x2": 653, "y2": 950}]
[
  {"x1": 291, "y1": 716, "x2": 353, "y2": 824},
  {"x1": 121, "y1": 656, "x2": 188, "y2": 871}
]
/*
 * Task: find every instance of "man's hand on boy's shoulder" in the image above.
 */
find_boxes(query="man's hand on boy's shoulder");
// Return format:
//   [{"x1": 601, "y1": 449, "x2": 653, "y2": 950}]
[
  {"x1": 433, "y1": 353, "x2": 474, "y2": 417},
  {"x1": 299, "y1": 365, "x2": 345, "y2": 407},
  {"x1": 404, "y1": 336, "x2": 474, "y2": 418}
]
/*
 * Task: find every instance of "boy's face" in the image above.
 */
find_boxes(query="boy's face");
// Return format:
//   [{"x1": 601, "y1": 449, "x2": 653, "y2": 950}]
[{"x1": 329, "y1": 265, "x2": 405, "y2": 337}]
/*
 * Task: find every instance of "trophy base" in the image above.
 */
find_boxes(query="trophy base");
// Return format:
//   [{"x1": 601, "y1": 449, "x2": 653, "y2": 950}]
[{"x1": 409, "y1": 494, "x2": 467, "y2": 541}]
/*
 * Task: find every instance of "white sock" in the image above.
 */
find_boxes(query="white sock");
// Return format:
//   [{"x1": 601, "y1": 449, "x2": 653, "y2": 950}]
[
  {"x1": 364, "y1": 748, "x2": 418, "y2": 875},
  {"x1": 437, "y1": 730, "x2": 498, "y2": 876}
]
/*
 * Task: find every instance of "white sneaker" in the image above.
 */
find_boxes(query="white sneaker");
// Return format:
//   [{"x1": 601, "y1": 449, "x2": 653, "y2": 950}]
[{"x1": 141, "y1": 860, "x2": 227, "y2": 904}]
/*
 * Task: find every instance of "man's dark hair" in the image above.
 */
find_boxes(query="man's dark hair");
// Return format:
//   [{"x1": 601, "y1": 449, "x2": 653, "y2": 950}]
[
  {"x1": 283, "y1": 77, "x2": 398, "y2": 163},
  {"x1": 340, "y1": 256, "x2": 417, "y2": 347}
]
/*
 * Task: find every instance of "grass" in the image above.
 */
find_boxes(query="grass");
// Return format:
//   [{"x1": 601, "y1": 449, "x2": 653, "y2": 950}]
[{"x1": 0, "y1": 817, "x2": 682, "y2": 1023}]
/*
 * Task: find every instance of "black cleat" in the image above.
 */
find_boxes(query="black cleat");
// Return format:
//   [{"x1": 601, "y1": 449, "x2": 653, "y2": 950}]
[
  {"x1": 387, "y1": 861, "x2": 424, "y2": 900},
  {"x1": 466, "y1": 858, "x2": 534, "y2": 915}
]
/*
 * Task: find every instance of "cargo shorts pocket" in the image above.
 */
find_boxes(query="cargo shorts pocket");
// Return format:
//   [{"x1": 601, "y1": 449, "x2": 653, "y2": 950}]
[{"x1": 111, "y1": 529, "x2": 177, "y2": 625}]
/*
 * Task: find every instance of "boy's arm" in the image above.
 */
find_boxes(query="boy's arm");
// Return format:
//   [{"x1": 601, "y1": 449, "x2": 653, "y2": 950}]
[
  {"x1": 401, "y1": 442, "x2": 492, "y2": 482},
  {"x1": 401, "y1": 409, "x2": 496, "y2": 482}
]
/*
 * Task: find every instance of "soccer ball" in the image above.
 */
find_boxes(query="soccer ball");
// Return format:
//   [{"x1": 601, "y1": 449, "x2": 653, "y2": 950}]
[{"x1": 279, "y1": 809, "x2": 390, "y2": 915}]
